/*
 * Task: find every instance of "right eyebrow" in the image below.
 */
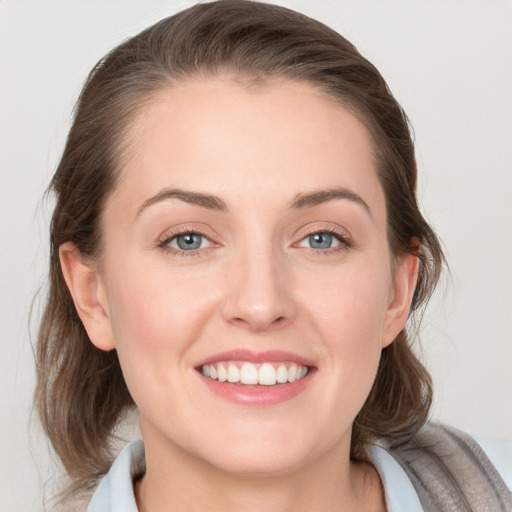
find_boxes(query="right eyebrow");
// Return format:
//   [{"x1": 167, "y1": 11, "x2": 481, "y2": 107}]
[{"x1": 136, "y1": 188, "x2": 228, "y2": 217}]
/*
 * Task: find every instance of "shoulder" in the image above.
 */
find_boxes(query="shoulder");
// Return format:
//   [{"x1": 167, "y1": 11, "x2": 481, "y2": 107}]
[
  {"x1": 369, "y1": 423, "x2": 512, "y2": 512},
  {"x1": 473, "y1": 434, "x2": 512, "y2": 492},
  {"x1": 367, "y1": 443, "x2": 425, "y2": 511},
  {"x1": 86, "y1": 440, "x2": 144, "y2": 512}
]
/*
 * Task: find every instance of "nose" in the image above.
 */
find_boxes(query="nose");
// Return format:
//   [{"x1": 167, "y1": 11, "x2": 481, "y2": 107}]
[{"x1": 222, "y1": 246, "x2": 295, "y2": 332}]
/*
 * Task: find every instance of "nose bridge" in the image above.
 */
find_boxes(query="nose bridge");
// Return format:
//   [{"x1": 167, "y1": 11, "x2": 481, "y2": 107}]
[{"x1": 223, "y1": 238, "x2": 294, "y2": 331}]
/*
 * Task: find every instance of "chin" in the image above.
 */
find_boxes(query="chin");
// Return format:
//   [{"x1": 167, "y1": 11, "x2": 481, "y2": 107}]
[
  {"x1": 192, "y1": 425, "x2": 328, "y2": 477},
  {"x1": 205, "y1": 447, "x2": 309, "y2": 477}
]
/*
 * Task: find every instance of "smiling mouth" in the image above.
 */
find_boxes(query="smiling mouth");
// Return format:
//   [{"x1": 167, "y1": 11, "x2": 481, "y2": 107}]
[{"x1": 201, "y1": 361, "x2": 309, "y2": 386}]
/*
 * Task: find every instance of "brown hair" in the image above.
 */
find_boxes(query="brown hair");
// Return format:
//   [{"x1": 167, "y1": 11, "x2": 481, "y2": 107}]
[{"x1": 35, "y1": 0, "x2": 444, "y2": 496}]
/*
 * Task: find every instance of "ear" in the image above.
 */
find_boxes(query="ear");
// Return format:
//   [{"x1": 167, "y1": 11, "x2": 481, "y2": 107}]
[
  {"x1": 381, "y1": 250, "x2": 420, "y2": 348},
  {"x1": 59, "y1": 241, "x2": 116, "y2": 351}
]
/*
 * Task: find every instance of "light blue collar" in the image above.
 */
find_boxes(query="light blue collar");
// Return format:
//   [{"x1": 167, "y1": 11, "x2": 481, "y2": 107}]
[{"x1": 87, "y1": 440, "x2": 425, "y2": 511}]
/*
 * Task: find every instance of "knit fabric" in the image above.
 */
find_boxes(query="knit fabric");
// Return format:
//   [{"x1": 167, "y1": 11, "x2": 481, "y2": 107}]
[{"x1": 380, "y1": 423, "x2": 512, "y2": 512}]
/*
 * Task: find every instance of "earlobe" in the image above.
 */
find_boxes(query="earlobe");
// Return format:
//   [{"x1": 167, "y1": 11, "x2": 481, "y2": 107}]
[
  {"x1": 59, "y1": 241, "x2": 116, "y2": 351},
  {"x1": 381, "y1": 251, "x2": 420, "y2": 348}
]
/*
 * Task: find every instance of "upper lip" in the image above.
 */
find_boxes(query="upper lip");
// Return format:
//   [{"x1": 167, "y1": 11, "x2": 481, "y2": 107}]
[{"x1": 196, "y1": 349, "x2": 315, "y2": 368}]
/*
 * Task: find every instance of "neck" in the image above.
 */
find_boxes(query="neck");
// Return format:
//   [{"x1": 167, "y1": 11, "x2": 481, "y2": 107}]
[{"x1": 135, "y1": 429, "x2": 385, "y2": 512}]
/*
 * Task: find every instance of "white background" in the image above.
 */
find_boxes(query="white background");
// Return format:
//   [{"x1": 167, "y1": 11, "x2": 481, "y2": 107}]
[{"x1": 1, "y1": 1, "x2": 511, "y2": 510}]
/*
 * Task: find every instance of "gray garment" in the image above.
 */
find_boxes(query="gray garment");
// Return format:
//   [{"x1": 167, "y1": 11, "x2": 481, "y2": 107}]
[{"x1": 380, "y1": 423, "x2": 512, "y2": 512}]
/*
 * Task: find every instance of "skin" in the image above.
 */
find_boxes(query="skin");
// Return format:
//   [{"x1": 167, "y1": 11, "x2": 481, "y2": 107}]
[{"x1": 60, "y1": 77, "x2": 418, "y2": 511}]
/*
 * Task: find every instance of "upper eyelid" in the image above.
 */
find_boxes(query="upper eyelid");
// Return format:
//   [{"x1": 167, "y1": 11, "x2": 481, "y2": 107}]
[
  {"x1": 158, "y1": 224, "x2": 217, "y2": 243},
  {"x1": 295, "y1": 223, "x2": 352, "y2": 240}
]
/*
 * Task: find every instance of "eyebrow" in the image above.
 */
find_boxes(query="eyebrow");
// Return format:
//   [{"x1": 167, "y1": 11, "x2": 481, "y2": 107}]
[
  {"x1": 289, "y1": 188, "x2": 372, "y2": 217},
  {"x1": 136, "y1": 188, "x2": 228, "y2": 216},
  {"x1": 136, "y1": 186, "x2": 371, "y2": 218}
]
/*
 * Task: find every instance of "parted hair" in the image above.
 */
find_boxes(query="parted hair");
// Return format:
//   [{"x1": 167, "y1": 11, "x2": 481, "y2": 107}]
[{"x1": 35, "y1": 0, "x2": 444, "y2": 497}]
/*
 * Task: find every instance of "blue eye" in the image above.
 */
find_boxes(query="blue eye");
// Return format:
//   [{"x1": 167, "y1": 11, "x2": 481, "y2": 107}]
[
  {"x1": 308, "y1": 233, "x2": 334, "y2": 249},
  {"x1": 170, "y1": 233, "x2": 206, "y2": 251},
  {"x1": 297, "y1": 231, "x2": 345, "y2": 250},
  {"x1": 175, "y1": 233, "x2": 203, "y2": 250}
]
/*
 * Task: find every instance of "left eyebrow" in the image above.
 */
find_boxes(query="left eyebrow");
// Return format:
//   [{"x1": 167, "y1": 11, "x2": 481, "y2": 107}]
[{"x1": 288, "y1": 188, "x2": 373, "y2": 219}]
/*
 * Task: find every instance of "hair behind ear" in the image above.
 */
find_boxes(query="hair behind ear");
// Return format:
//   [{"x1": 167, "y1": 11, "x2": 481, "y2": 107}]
[
  {"x1": 352, "y1": 331, "x2": 433, "y2": 460},
  {"x1": 35, "y1": 242, "x2": 134, "y2": 498}
]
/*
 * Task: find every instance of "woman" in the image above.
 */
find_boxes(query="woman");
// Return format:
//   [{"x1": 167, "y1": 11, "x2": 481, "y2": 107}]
[{"x1": 35, "y1": 1, "x2": 511, "y2": 510}]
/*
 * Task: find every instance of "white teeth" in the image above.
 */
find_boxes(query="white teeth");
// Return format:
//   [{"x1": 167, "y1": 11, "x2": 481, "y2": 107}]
[
  {"x1": 288, "y1": 363, "x2": 297, "y2": 383},
  {"x1": 276, "y1": 364, "x2": 288, "y2": 383},
  {"x1": 217, "y1": 364, "x2": 227, "y2": 382},
  {"x1": 202, "y1": 361, "x2": 309, "y2": 386},
  {"x1": 240, "y1": 362, "x2": 259, "y2": 384},
  {"x1": 227, "y1": 364, "x2": 240, "y2": 383},
  {"x1": 258, "y1": 363, "x2": 276, "y2": 385}
]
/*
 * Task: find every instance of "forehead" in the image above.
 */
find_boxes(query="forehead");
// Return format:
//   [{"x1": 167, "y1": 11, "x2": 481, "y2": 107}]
[{"x1": 108, "y1": 77, "x2": 385, "y2": 222}]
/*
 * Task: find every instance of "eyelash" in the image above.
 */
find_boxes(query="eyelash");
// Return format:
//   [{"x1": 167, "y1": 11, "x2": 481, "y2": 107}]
[
  {"x1": 295, "y1": 226, "x2": 353, "y2": 254},
  {"x1": 157, "y1": 226, "x2": 353, "y2": 257},
  {"x1": 157, "y1": 228, "x2": 215, "y2": 258}
]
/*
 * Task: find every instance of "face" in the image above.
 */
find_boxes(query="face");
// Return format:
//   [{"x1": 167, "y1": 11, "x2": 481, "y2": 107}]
[{"x1": 65, "y1": 78, "x2": 416, "y2": 477}]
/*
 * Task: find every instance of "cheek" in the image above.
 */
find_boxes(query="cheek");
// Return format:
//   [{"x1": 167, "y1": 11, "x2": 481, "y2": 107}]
[
  {"x1": 303, "y1": 262, "x2": 391, "y2": 342},
  {"x1": 103, "y1": 259, "x2": 222, "y2": 418},
  {"x1": 298, "y1": 259, "x2": 391, "y2": 389},
  {"x1": 103, "y1": 256, "x2": 223, "y2": 399}
]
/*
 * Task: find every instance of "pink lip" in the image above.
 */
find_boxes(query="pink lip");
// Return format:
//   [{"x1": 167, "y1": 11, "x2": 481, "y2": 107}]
[
  {"x1": 200, "y1": 374, "x2": 314, "y2": 406},
  {"x1": 196, "y1": 349, "x2": 315, "y2": 367},
  {"x1": 195, "y1": 349, "x2": 316, "y2": 406}
]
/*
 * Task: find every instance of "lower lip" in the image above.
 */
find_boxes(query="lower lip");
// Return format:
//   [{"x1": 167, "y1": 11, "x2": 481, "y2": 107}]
[{"x1": 199, "y1": 370, "x2": 314, "y2": 406}]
